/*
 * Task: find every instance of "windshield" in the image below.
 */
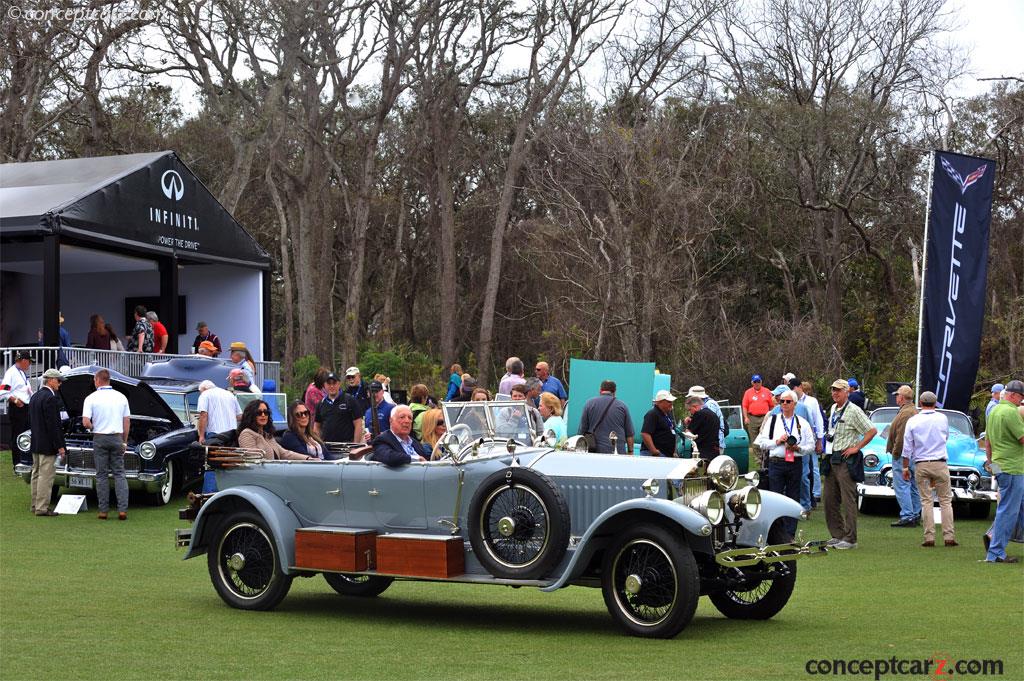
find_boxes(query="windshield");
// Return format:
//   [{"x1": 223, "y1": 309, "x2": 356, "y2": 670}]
[
  {"x1": 721, "y1": 405, "x2": 744, "y2": 431},
  {"x1": 157, "y1": 391, "x2": 199, "y2": 424},
  {"x1": 237, "y1": 392, "x2": 288, "y2": 424},
  {"x1": 871, "y1": 407, "x2": 974, "y2": 439},
  {"x1": 442, "y1": 401, "x2": 537, "y2": 445}
]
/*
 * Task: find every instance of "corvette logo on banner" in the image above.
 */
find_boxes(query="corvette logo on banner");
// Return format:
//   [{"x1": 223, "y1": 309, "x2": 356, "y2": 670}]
[{"x1": 919, "y1": 151, "x2": 996, "y2": 412}]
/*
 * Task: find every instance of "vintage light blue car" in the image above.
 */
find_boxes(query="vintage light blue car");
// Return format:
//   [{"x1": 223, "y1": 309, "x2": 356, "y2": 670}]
[
  {"x1": 177, "y1": 401, "x2": 828, "y2": 638},
  {"x1": 857, "y1": 407, "x2": 996, "y2": 518}
]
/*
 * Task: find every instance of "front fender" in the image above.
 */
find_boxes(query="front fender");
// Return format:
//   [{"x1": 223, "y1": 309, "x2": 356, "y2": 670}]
[
  {"x1": 183, "y1": 486, "x2": 302, "y2": 575},
  {"x1": 733, "y1": 489, "x2": 804, "y2": 547},
  {"x1": 540, "y1": 497, "x2": 712, "y2": 592}
]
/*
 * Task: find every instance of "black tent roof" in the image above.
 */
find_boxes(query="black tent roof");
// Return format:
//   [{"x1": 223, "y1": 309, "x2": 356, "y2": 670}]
[{"x1": 0, "y1": 151, "x2": 271, "y2": 269}]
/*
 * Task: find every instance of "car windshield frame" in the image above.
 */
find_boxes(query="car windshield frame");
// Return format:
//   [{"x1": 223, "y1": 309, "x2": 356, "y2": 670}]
[
  {"x1": 156, "y1": 389, "x2": 200, "y2": 425},
  {"x1": 442, "y1": 401, "x2": 538, "y2": 446},
  {"x1": 720, "y1": 405, "x2": 744, "y2": 431},
  {"x1": 869, "y1": 407, "x2": 974, "y2": 440}
]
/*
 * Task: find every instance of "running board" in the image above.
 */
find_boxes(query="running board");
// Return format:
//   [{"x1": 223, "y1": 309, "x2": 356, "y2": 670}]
[{"x1": 714, "y1": 540, "x2": 830, "y2": 567}]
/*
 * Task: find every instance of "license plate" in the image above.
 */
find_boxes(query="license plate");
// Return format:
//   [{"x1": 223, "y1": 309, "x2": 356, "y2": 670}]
[{"x1": 69, "y1": 475, "x2": 92, "y2": 489}]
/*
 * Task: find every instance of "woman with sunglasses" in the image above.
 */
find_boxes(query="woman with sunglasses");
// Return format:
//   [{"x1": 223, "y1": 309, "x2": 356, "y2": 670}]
[
  {"x1": 237, "y1": 400, "x2": 315, "y2": 461},
  {"x1": 281, "y1": 401, "x2": 325, "y2": 460},
  {"x1": 420, "y1": 409, "x2": 447, "y2": 460}
]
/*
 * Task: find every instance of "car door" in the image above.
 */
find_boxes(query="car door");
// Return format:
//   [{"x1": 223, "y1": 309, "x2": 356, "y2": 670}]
[
  {"x1": 340, "y1": 458, "x2": 379, "y2": 529},
  {"x1": 370, "y1": 462, "x2": 428, "y2": 529},
  {"x1": 279, "y1": 464, "x2": 347, "y2": 526}
]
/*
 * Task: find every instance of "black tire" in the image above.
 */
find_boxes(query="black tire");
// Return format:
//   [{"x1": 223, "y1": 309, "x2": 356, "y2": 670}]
[
  {"x1": 708, "y1": 524, "x2": 796, "y2": 620},
  {"x1": 207, "y1": 511, "x2": 293, "y2": 610},
  {"x1": 467, "y1": 467, "x2": 570, "y2": 579},
  {"x1": 600, "y1": 523, "x2": 700, "y2": 639},
  {"x1": 962, "y1": 502, "x2": 991, "y2": 520},
  {"x1": 323, "y1": 573, "x2": 394, "y2": 598},
  {"x1": 145, "y1": 458, "x2": 177, "y2": 506},
  {"x1": 857, "y1": 491, "x2": 889, "y2": 515}
]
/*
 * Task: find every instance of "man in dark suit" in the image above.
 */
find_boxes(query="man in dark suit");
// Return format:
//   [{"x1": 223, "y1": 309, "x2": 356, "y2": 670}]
[
  {"x1": 371, "y1": 405, "x2": 428, "y2": 466},
  {"x1": 29, "y1": 369, "x2": 66, "y2": 516}
]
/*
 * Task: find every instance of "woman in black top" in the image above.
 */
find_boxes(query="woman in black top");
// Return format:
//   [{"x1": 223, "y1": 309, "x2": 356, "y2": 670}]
[{"x1": 280, "y1": 400, "x2": 325, "y2": 459}]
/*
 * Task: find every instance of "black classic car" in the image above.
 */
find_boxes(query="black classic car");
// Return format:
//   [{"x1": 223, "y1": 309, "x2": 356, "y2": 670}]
[{"x1": 14, "y1": 366, "x2": 203, "y2": 505}]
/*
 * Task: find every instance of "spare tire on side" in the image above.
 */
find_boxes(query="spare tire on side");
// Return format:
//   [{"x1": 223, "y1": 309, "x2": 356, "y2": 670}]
[{"x1": 467, "y1": 467, "x2": 570, "y2": 579}]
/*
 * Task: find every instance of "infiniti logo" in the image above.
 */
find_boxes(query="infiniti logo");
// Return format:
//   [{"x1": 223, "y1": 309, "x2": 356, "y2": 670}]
[{"x1": 160, "y1": 170, "x2": 184, "y2": 201}]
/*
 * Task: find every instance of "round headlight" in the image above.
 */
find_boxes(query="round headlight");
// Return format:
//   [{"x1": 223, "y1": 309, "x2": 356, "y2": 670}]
[
  {"x1": 744, "y1": 470, "x2": 760, "y2": 488},
  {"x1": 139, "y1": 441, "x2": 157, "y2": 460},
  {"x1": 864, "y1": 453, "x2": 879, "y2": 468},
  {"x1": 690, "y1": 490, "x2": 725, "y2": 525},
  {"x1": 565, "y1": 435, "x2": 589, "y2": 453},
  {"x1": 729, "y1": 486, "x2": 761, "y2": 520},
  {"x1": 16, "y1": 431, "x2": 31, "y2": 452},
  {"x1": 707, "y1": 455, "x2": 738, "y2": 492},
  {"x1": 642, "y1": 478, "x2": 660, "y2": 497}
]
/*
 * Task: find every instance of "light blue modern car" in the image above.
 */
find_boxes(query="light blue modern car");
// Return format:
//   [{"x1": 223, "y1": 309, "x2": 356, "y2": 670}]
[
  {"x1": 857, "y1": 407, "x2": 996, "y2": 518},
  {"x1": 177, "y1": 401, "x2": 828, "y2": 639}
]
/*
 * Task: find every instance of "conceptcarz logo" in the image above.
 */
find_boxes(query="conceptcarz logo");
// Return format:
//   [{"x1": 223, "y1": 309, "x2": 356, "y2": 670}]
[{"x1": 934, "y1": 159, "x2": 986, "y2": 407}]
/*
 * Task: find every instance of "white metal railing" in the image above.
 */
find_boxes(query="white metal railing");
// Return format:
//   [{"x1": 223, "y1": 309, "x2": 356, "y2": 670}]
[{"x1": 0, "y1": 346, "x2": 281, "y2": 389}]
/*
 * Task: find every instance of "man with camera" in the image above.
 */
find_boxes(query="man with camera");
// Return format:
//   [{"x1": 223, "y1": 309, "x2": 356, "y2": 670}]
[
  {"x1": 755, "y1": 389, "x2": 816, "y2": 539},
  {"x1": 822, "y1": 379, "x2": 877, "y2": 550}
]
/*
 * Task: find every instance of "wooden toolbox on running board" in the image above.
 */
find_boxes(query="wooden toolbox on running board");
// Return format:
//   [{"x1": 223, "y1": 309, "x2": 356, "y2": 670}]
[
  {"x1": 294, "y1": 527, "x2": 377, "y2": 572},
  {"x1": 376, "y1": 534, "x2": 464, "y2": 578}
]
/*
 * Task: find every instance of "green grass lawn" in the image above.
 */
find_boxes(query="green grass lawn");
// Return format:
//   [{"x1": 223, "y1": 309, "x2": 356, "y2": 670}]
[{"x1": 1, "y1": 450, "x2": 1021, "y2": 681}]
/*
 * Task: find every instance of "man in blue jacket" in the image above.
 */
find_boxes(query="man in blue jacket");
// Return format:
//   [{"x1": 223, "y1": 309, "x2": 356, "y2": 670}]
[{"x1": 371, "y1": 406, "x2": 428, "y2": 466}]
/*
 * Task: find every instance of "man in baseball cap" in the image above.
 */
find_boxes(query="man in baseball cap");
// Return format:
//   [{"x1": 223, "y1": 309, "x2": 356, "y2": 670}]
[
  {"x1": 344, "y1": 367, "x2": 370, "y2": 415},
  {"x1": 822, "y1": 377, "x2": 877, "y2": 549},
  {"x1": 984, "y1": 379, "x2": 1024, "y2": 563},
  {"x1": 742, "y1": 374, "x2": 774, "y2": 468},
  {"x1": 847, "y1": 377, "x2": 866, "y2": 410},
  {"x1": 987, "y1": 383, "x2": 1006, "y2": 420},
  {"x1": 641, "y1": 390, "x2": 677, "y2": 457},
  {"x1": 687, "y1": 385, "x2": 727, "y2": 454},
  {"x1": 887, "y1": 385, "x2": 922, "y2": 528}
]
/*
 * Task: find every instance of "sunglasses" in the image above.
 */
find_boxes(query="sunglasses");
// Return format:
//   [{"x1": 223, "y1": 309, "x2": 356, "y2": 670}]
[
  {"x1": 435, "y1": 422, "x2": 447, "y2": 428},
  {"x1": 779, "y1": 399, "x2": 794, "y2": 404},
  {"x1": 295, "y1": 410, "x2": 310, "y2": 417},
  {"x1": 256, "y1": 409, "x2": 270, "y2": 415}
]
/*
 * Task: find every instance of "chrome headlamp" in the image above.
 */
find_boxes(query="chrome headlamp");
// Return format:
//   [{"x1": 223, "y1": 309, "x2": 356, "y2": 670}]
[
  {"x1": 139, "y1": 441, "x2": 157, "y2": 460},
  {"x1": 743, "y1": 470, "x2": 760, "y2": 488},
  {"x1": 689, "y1": 490, "x2": 725, "y2": 525},
  {"x1": 864, "y1": 453, "x2": 880, "y2": 468},
  {"x1": 728, "y1": 486, "x2": 762, "y2": 520},
  {"x1": 966, "y1": 472, "x2": 980, "y2": 492},
  {"x1": 565, "y1": 435, "x2": 589, "y2": 453},
  {"x1": 707, "y1": 455, "x2": 738, "y2": 492},
  {"x1": 16, "y1": 431, "x2": 31, "y2": 452}
]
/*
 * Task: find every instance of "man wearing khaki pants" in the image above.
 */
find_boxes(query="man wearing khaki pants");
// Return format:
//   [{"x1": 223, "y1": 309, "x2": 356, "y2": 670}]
[
  {"x1": 28, "y1": 369, "x2": 66, "y2": 516},
  {"x1": 901, "y1": 391, "x2": 957, "y2": 547}
]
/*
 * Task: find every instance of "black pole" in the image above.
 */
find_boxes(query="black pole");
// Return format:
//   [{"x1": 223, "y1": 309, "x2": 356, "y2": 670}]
[
  {"x1": 262, "y1": 269, "x2": 272, "y2": 361},
  {"x1": 42, "y1": 233, "x2": 61, "y2": 346},
  {"x1": 160, "y1": 256, "x2": 180, "y2": 354}
]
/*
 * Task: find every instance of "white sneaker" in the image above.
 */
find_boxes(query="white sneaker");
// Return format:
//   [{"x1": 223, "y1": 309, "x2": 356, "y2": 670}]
[
  {"x1": 834, "y1": 541, "x2": 857, "y2": 550},
  {"x1": 826, "y1": 538, "x2": 841, "y2": 546}
]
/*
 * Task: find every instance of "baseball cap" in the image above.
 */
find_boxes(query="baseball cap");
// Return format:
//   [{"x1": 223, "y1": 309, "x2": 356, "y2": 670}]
[
  {"x1": 369, "y1": 380, "x2": 384, "y2": 391},
  {"x1": 831, "y1": 379, "x2": 850, "y2": 390},
  {"x1": 653, "y1": 389, "x2": 677, "y2": 402},
  {"x1": 345, "y1": 366, "x2": 360, "y2": 377},
  {"x1": 14, "y1": 351, "x2": 32, "y2": 362},
  {"x1": 787, "y1": 377, "x2": 801, "y2": 389},
  {"x1": 892, "y1": 385, "x2": 914, "y2": 399},
  {"x1": 919, "y1": 391, "x2": 938, "y2": 405},
  {"x1": 751, "y1": 374, "x2": 762, "y2": 382},
  {"x1": 1005, "y1": 380, "x2": 1024, "y2": 396},
  {"x1": 196, "y1": 321, "x2": 208, "y2": 330},
  {"x1": 847, "y1": 377, "x2": 859, "y2": 388},
  {"x1": 198, "y1": 341, "x2": 217, "y2": 353},
  {"x1": 324, "y1": 372, "x2": 341, "y2": 383},
  {"x1": 782, "y1": 372, "x2": 796, "y2": 383},
  {"x1": 991, "y1": 383, "x2": 1005, "y2": 394},
  {"x1": 41, "y1": 368, "x2": 64, "y2": 381},
  {"x1": 771, "y1": 384, "x2": 787, "y2": 397},
  {"x1": 686, "y1": 385, "x2": 708, "y2": 399},
  {"x1": 228, "y1": 369, "x2": 249, "y2": 386},
  {"x1": 229, "y1": 341, "x2": 247, "y2": 351}
]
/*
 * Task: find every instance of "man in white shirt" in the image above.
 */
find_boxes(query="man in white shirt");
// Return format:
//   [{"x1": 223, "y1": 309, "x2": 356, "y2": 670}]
[
  {"x1": 82, "y1": 369, "x2": 131, "y2": 520},
  {"x1": 901, "y1": 391, "x2": 956, "y2": 547},
  {"x1": 2, "y1": 351, "x2": 34, "y2": 471},
  {"x1": 755, "y1": 389, "x2": 816, "y2": 538},
  {"x1": 197, "y1": 380, "x2": 242, "y2": 444}
]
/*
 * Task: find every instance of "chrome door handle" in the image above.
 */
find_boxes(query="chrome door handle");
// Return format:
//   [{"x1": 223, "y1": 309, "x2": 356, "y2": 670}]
[
  {"x1": 326, "y1": 489, "x2": 341, "y2": 496},
  {"x1": 368, "y1": 489, "x2": 380, "y2": 497}
]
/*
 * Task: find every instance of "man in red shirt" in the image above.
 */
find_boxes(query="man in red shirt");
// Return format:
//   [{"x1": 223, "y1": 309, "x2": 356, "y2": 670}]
[
  {"x1": 742, "y1": 374, "x2": 775, "y2": 469},
  {"x1": 146, "y1": 311, "x2": 169, "y2": 353}
]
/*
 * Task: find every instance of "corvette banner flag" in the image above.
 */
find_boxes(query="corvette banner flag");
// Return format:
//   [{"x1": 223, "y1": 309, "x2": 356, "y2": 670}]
[{"x1": 918, "y1": 151, "x2": 996, "y2": 412}]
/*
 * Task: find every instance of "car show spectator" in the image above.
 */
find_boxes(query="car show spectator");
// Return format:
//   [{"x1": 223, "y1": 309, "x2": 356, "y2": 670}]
[
  {"x1": 794, "y1": 379, "x2": 825, "y2": 507},
  {"x1": 534, "y1": 361, "x2": 567, "y2": 406},
  {"x1": 498, "y1": 357, "x2": 525, "y2": 395},
  {"x1": 370, "y1": 405, "x2": 427, "y2": 465},
  {"x1": 847, "y1": 378, "x2": 866, "y2": 410},
  {"x1": 1, "y1": 351, "x2": 33, "y2": 471},
  {"x1": 197, "y1": 379, "x2": 242, "y2": 445},
  {"x1": 192, "y1": 322, "x2": 222, "y2": 356},
  {"x1": 983, "y1": 379, "x2": 1024, "y2": 564},
  {"x1": 538, "y1": 392, "x2": 567, "y2": 445},
  {"x1": 104, "y1": 323, "x2": 125, "y2": 351},
  {"x1": 509, "y1": 383, "x2": 545, "y2": 434},
  {"x1": 315, "y1": 372, "x2": 364, "y2": 444},
  {"x1": 742, "y1": 374, "x2": 774, "y2": 466},
  {"x1": 374, "y1": 373, "x2": 396, "y2": 404},
  {"x1": 421, "y1": 408, "x2": 448, "y2": 460},
  {"x1": 196, "y1": 341, "x2": 217, "y2": 356},
  {"x1": 902, "y1": 391, "x2": 956, "y2": 547},
  {"x1": 686, "y1": 386, "x2": 725, "y2": 452},
  {"x1": 986, "y1": 383, "x2": 1005, "y2": 420},
  {"x1": 126, "y1": 305, "x2": 154, "y2": 353},
  {"x1": 364, "y1": 381, "x2": 394, "y2": 439},
  {"x1": 450, "y1": 376, "x2": 477, "y2": 402},
  {"x1": 887, "y1": 385, "x2": 922, "y2": 528},
  {"x1": 237, "y1": 400, "x2": 314, "y2": 460},
  {"x1": 37, "y1": 312, "x2": 72, "y2": 366},
  {"x1": 85, "y1": 314, "x2": 110, "y2": 350},
  {"x1": 641, "y1": 390, "x2": 678, "y2": 457},
  {"x1": 754, "y1": 389, "x2": 815, "y2": 538},
  {"x1": 445, "y1": 363, "x2": 464, "y2": 401},
  {"x1": 82, "y1": 369, "x2": 131, "y2": 520},
  {"x1": 408, "y1": 384, "x2": 430, "y2": 438},
  {"x1": 228, "y1": 369, "x2": 258, "y2": 394},
  {"x1": 304, "y1": 367, "x2": 329, "y2": 416},
  {"x1": 470, "y1": 387, "x2": 491, "y2": 401},
  {"x1": 683, "y1": 395, "x2": 721, "y2": 460},
  {"x1": 524, "y1": 377, "x2": 544, "y2": 407},
  {"x1": 344, "y1": 366, "x2": 371, "y2": 414},
  {"x1": 281, "y1": 401, "x2": 324, "y2": 460},
  {"x1": 822, "y1": 379, "x2": 877, "y2": 550},
  {"x1": 146, "y1": 311, "x2": 169, "y2": 353},
  {"x1": 228, "y1": 342, "x2": 256, "y2": 384},
  {"x1": 578, "y1": 380, "x2": 634, "y2": 454},
  {"x1": 28, "y1": 368, "x2": 65, "y2": 516}
]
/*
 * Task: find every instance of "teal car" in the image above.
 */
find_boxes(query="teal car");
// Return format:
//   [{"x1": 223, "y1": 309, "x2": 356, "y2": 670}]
[
  {"x1": 677, "y1": 404, "x2": 750, "y2": 473},
  {"x1": 857, "y1": 407, "x2": 996, "y2": 518}
]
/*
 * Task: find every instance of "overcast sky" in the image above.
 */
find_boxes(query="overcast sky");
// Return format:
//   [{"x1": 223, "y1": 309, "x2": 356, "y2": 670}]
[{"x1": 956, "y1": 0, "x2": 1024, "y2": 95}]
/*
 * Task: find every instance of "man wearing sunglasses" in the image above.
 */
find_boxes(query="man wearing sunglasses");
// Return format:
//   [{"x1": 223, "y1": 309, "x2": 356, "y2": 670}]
[
  {"x1": 754, "y1": 389, "x2": 815, "y2": 538},
  {"x1": 822, "y1": 379, "x2": 877, "y2": 550}
]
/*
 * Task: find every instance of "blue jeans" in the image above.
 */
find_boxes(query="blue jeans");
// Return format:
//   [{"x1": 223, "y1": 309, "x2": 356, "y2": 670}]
[
  {"x1": 800, "y1": 455, "x2": 812, "y2": 510},
  {"x1": 987, "y1": 473, "x2": 1024, "y2": 561},
  {"x1": 769, "y1": 458, "x2": 803, "y2": 538},
  {"x1": 812, "y1": 440, "x2": 823, "y2": 499},
  {"x1": 892, "y1": 457, "x2": 921, "y2": 521}
]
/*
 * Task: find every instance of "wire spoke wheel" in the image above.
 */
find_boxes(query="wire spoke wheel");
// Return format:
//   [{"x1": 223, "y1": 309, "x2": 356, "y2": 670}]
[
  {"x1": 323, "y1": 572, "x2": 393, "y2": 598},
  {"x1": 481, "y1": 484, "x2": 550, "y2": 568},
  {"x1": 207, "y1": 512, "x2": 292, "y2": 610},
  {"x1": 708, "y1": 525, "x2": 797, "y2": 620},
  {"x1": 612, "y1": 539, "x2": 678, "y2": 626}
]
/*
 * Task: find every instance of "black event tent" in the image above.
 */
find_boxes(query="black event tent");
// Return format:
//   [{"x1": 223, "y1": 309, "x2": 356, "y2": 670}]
[{"x1": 0, "y1": 151, "x2": 271, "y2": 354}]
